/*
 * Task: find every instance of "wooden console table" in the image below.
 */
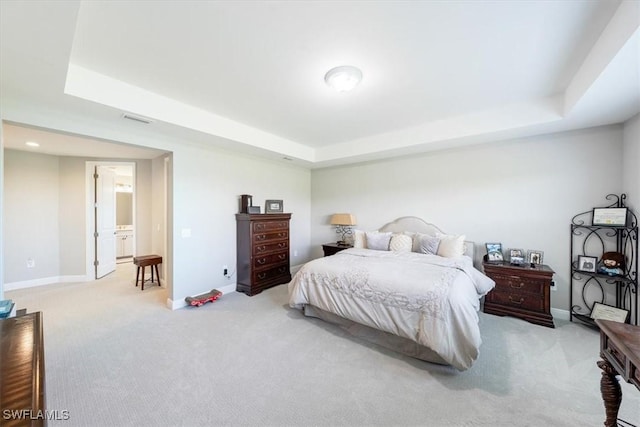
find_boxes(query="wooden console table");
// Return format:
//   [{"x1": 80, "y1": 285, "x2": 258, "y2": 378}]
[
  {"x1": 595, "y1": 319, "x2": 640, "y2": 427},
  {"x1": 0, "y1": 312, "x2": 46, "y2": 427}
]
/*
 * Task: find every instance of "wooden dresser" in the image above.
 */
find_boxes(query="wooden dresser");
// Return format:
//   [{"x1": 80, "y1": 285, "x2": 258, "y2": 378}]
[
  {"x1": 483, "y1": 262, "x2": 555, "y2": 328},
  {"x1": 0, "y1": 312, "x2": 47, "y2": 426},
  {"x1": 236, "y1": 213, "x2": 292, "y2": 296}
]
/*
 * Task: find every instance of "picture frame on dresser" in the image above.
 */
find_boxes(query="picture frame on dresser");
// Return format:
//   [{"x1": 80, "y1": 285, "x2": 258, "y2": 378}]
[
  {"x1": 527, "y1": 250, "x2": 544, "y2": 265},
  {"x1": 485, "y1": 243, "x2": 503, "y2": 262},
  {"x1": 265, "y1": 199, "x2": 283, "y2": 213}
]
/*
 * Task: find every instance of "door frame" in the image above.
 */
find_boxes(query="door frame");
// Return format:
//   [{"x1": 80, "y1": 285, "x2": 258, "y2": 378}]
[{"x1": 85, "y1": 161, "x2": 136, "y2": 280}]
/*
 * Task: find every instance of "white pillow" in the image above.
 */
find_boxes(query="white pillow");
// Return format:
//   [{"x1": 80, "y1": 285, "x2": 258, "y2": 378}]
[
  {"x1": 419, "y1": 234, "x2": 440, "y2": 255},
  {"x1": 436, "y1": 233, "x2": 466, "y2": 258},
  {"x1": 353, "y1": 230, "x2": 366, "y2": 248},
  {"x1": 390, "y1": 234, "x2": 412, "y2": 252},
  {"x1": 365, "y1": 231, "x2": 392, "y2": 251}
]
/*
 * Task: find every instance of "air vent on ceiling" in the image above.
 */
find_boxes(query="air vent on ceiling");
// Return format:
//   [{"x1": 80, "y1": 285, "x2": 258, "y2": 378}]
[{"x1": 121, "y1": 113, "x2": 153, "y2": 125}]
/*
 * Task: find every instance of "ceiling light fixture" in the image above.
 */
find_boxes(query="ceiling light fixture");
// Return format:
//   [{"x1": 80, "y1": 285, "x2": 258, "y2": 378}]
[
  {"x1": 324, "y1": 65, "x2": 363, "y2": 92},
  {"x1": 25, "y1": 141, "x2": 40, "y2": 147}
]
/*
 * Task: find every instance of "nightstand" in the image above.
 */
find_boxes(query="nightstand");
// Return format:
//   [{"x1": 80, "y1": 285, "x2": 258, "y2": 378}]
[
  {"x1": 322, "y1": 242, "x2": 352, "y2": 257},
  {"x1": 483, "y1": 262, "x2": 555, "y2": 328}
]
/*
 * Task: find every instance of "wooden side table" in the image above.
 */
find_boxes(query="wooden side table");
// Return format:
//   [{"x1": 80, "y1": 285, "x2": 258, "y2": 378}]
[
  {"x1": 482, "y1": 262, "x2": 555, "y2": 328},
  {"x1": 595, "y1": 319, "x2": 640, "y2": 427},
  {"x1": 134, "y1": 255, "x2": 162, "y2": 291},
  {"x1": 322, "y1": 243, "x2": 352, "y2": 257}
]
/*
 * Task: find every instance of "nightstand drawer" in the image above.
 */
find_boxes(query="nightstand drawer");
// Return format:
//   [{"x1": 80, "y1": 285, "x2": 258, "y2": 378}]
[
  {"x1": 491, "y1": 273, "x2": 545, "y2": 295},
  {"x1": 603, "y1": 336, "x2": 627, "y2": 373},
  {"x1": 487, "y1": 289, "x2": 545, "y2": 312}
]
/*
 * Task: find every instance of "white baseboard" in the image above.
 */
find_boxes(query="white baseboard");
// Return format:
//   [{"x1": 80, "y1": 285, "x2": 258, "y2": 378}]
[
  {"x1": 4, "y1": 275, "x2": 90, "y2": 291},
  {"x1": 551, "y1": 307, "x2": 570, "y2": 321}
]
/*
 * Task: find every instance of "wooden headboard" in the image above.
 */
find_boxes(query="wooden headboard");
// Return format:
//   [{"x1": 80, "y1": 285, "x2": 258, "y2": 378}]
[{"x1": 378, "y1": 216, "x2": 478, "y2": 267}]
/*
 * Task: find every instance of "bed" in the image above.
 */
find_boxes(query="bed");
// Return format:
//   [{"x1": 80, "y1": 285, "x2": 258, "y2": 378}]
[{"x1": 288, "y1": 217, "x2": 495, "y2": 371}]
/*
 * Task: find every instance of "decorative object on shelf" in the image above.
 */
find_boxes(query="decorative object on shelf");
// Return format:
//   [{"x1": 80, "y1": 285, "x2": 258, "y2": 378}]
[
  {"x1": 509, "y1": 248, "x2": 524, "y2": 265},
  {"x1": 330, "y1": 213, "x2": 357, "y2": 245},
  {"x1": 592, "y1": 207, "x2": 628, "y2": 227},
  {"x1": 248, "y1": 206, "x2": 261, "y2": 214},
  {"x1": 265, "y1": 199, "x2": 284, "y2": 213},
  {"x1": 578, "y1": 255, "x2": 598, "y2": 273},
  {"x1": 590, "y1": 302, "x2": 629, "y2": 323},
  {"x1": 570, "y1": 193, "x2": 638, "y2": 326},
  {"x1": 485, "y1": 242, "x2": 503, "y2": 262},
  {"x1": 598, "y1": 252, "x2": 625, "y2": 276},
  {"x1": 527, "y1": 250, "x2": 544, "y2": 265}
]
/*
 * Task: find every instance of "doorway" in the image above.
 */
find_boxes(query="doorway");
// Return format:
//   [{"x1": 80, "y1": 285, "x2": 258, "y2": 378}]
[{"x1": 85, "y1": 161, "x2": 136, "y2": 280}]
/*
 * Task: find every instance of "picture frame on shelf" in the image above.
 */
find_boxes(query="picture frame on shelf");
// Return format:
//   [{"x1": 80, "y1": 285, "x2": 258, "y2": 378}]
[
  {"x1": 265, "y1": 199, "x2": 284, "y2": 213},
  {"x1": 578, "y1": 255, "x2": 597, "y2": 273},
  {"x1": 527, "y1": 250, "x2": 544, "y2": 265},
  {"x1": 590, "y1": 302, "x2": 629, "y2": 323},
  {"x1": 485, "y1": 243, "x2": 503, "y2": 262},
  {"x1": 592, "y1": 207, "x2": 628, "y2": 227}
]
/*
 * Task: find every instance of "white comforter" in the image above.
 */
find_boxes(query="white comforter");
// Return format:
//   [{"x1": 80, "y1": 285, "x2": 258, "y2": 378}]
[{"x1": 288, "y1": 248, "x2": 495, "y2": 370}]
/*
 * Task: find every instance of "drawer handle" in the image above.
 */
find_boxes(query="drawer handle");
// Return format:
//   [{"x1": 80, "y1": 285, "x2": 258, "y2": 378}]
[
  {"x1": 279, "y1": 222, "x2": 286, "y2": 227},
  {"x1": 257, "y1": 258, "x2": 266, "y2": 265},
  {"x1": 278, "y1": 242, "x2": 286, "y2": 248},
  {"x1": 278, "y1": 267, "x2": 286, "y2": 273},
  {"x1": 258, "y1": 273, "x2": 267, "y2": 279},
  {"x1": 256, "y1": 245, "x2": 266, "y2": 252},
  {"x1": 509, "y1": 281, "x2": 524, "y2": 289},
  {"x1": 256, "y1": 224, "x2": 264, "y2": 230},
  {"x1": 256, "y1": 234, "x2": 266, "y2": 240},
  {"x1": 509, "y1": 296, "x2": 524, "y2": 305},
  {"x1": 278, "y1": 254, "x2": 286, "y2": 260},
  {"x1": 278, "y1": 232, "x2": 287, "y2": 238}
]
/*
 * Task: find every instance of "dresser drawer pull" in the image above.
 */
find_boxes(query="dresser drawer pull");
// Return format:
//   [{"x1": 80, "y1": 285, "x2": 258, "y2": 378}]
[
  {"x1": 256, "y1": 245, "x2": 266, "y2": 252},
  {"x1": 278, "y1": 242, "x2": 286, "y2": 248},
  {"x1": 256, "y1": 224, "x2": 265, "y2": 231},
  {"x1": 278, "y1": 232, "x2": 287, "y2": 238},
  {"x1": 256, "y1": 234, "x2": 266, "y2": 240},
  {"x1": 258, "y1": 272, "x2": 267, "y2": 279},
  {"x1": 509, "y1": 282, "x2": 524, "y2": 289},
  {"x1": 508, "y1": 296, "x2": 524, "y2": 305},
  {"x1": 257, "y1": 258, "x2": 266, "y2": 265},
  {"x1": 278, "y1": 254, "x2": 286, "y2": 260},
  {"x1": 278, "y1": 266, "x2": 287, "y2": 273}
]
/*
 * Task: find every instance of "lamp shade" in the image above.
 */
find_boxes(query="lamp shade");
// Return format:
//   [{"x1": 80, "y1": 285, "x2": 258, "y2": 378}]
[{"x1": 330, "y1": 213, "x2": 357, "y2": 226}]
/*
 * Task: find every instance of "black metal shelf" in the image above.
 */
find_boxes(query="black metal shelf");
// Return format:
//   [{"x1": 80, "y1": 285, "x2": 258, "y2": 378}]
[{"x1": 570, "y1": 194, "x2": 638, "y2": 326}]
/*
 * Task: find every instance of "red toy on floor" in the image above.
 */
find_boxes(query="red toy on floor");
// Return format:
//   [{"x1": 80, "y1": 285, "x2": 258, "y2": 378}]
[{"x1": 185, "y1": 289, "x2": 222, "y2": 307}]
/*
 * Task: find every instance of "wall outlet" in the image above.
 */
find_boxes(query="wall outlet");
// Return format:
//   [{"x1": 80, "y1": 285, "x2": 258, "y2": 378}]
[
  {"x1": 293, "y1": 250, "x2": 298, "y2": 257},
  {"x1": 550, "y1": 280, "x2": 557, "y2": 291},
  {"x1": 27, "y1": 258, "x2": 35, "y2": 268},
  {"x1": 223, "y1": 265, "x2": 228, "y2": 277}
]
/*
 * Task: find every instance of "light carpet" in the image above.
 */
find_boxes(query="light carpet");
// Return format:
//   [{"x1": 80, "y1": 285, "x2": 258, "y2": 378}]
[{"x1": 5, "y1": 263, "x2": 639, "y2": 426}]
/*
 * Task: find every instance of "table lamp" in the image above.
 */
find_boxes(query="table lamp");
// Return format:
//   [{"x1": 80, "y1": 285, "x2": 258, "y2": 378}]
[{"x1": 330, "y1": 213, "x2": 357, "y2": 246}]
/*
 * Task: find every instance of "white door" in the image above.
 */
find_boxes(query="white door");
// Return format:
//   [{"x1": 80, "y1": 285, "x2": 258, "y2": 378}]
[{"x1": 95, "y1": 166, "x2": 117, "y2": 278}]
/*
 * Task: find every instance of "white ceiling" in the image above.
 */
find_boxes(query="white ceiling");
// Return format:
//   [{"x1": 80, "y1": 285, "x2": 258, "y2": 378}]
[{"x1": 1, "y1": 1, "x2": 638, "y2": 167}]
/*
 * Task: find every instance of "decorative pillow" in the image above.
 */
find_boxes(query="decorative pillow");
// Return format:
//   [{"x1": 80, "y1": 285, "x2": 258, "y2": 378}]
[
  {"x1": 419, "y1": 234, "x2": 440, "y2": 255},
  {"x1": 353, "y1": 230, "x2": 366, "y2": 248},
  {"x1": 402, "y1": 231, "x2": 420, "y2": 252},
  {"x1": 389, "y1": 234, "x2": 412, "y2": 252},
  {"x1": 436, "y1": 233, "x2": 466, "y2": 258},
  {"x1": 365, "y1": 231, "x2": 392, "y2": 251}
]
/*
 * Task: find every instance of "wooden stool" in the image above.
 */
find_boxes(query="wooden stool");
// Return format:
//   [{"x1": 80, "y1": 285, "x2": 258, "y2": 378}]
[{"x1": 133, "y1": 255, "x2": 162, "y2": 290}]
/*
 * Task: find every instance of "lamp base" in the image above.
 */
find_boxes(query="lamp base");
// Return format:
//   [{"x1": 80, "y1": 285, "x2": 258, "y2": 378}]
[{"x1": 336, "y1": 240, "x2": 350, "y2": 247}]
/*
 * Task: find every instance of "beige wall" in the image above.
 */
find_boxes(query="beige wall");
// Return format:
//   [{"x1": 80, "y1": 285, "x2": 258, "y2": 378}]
[
  {"x1": 623, "y1": 113, "x2": 640, "y2": 213},
  {"x1": 310, "y1": 125, "x2": 625, "y2": 313}
]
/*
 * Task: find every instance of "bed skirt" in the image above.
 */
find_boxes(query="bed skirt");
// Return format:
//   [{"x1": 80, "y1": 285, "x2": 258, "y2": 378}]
[{"x1": 301, "y1": 304, "x2": 449, "y2": 367}]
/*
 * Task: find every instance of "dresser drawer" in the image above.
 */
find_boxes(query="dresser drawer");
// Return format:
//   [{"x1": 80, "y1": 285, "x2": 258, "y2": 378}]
[
  {"x1": 253, "y1": 251, "x2": 288, "y2": 269},
  {"x1": 253, "y1": 221, "x2": 289, "y2": 232},
  {"x1": 603, "y1": 336, "x2": 627, "y2": 372},
  {"x1": 253, "y1": 230, "x2": 288, "y2": 244},
  {"x1": 253, "y1": 264, "x2": 290, "y2": 284},
  {"x1": 253, "y1": 240, "x2": 288, "y2": 255},
  {"x1": 486, "y1": 289, "x2": 545, "y2": 312},
  {"x1": 491, "y1": 273, "x2": 545, "y2": 295}
]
